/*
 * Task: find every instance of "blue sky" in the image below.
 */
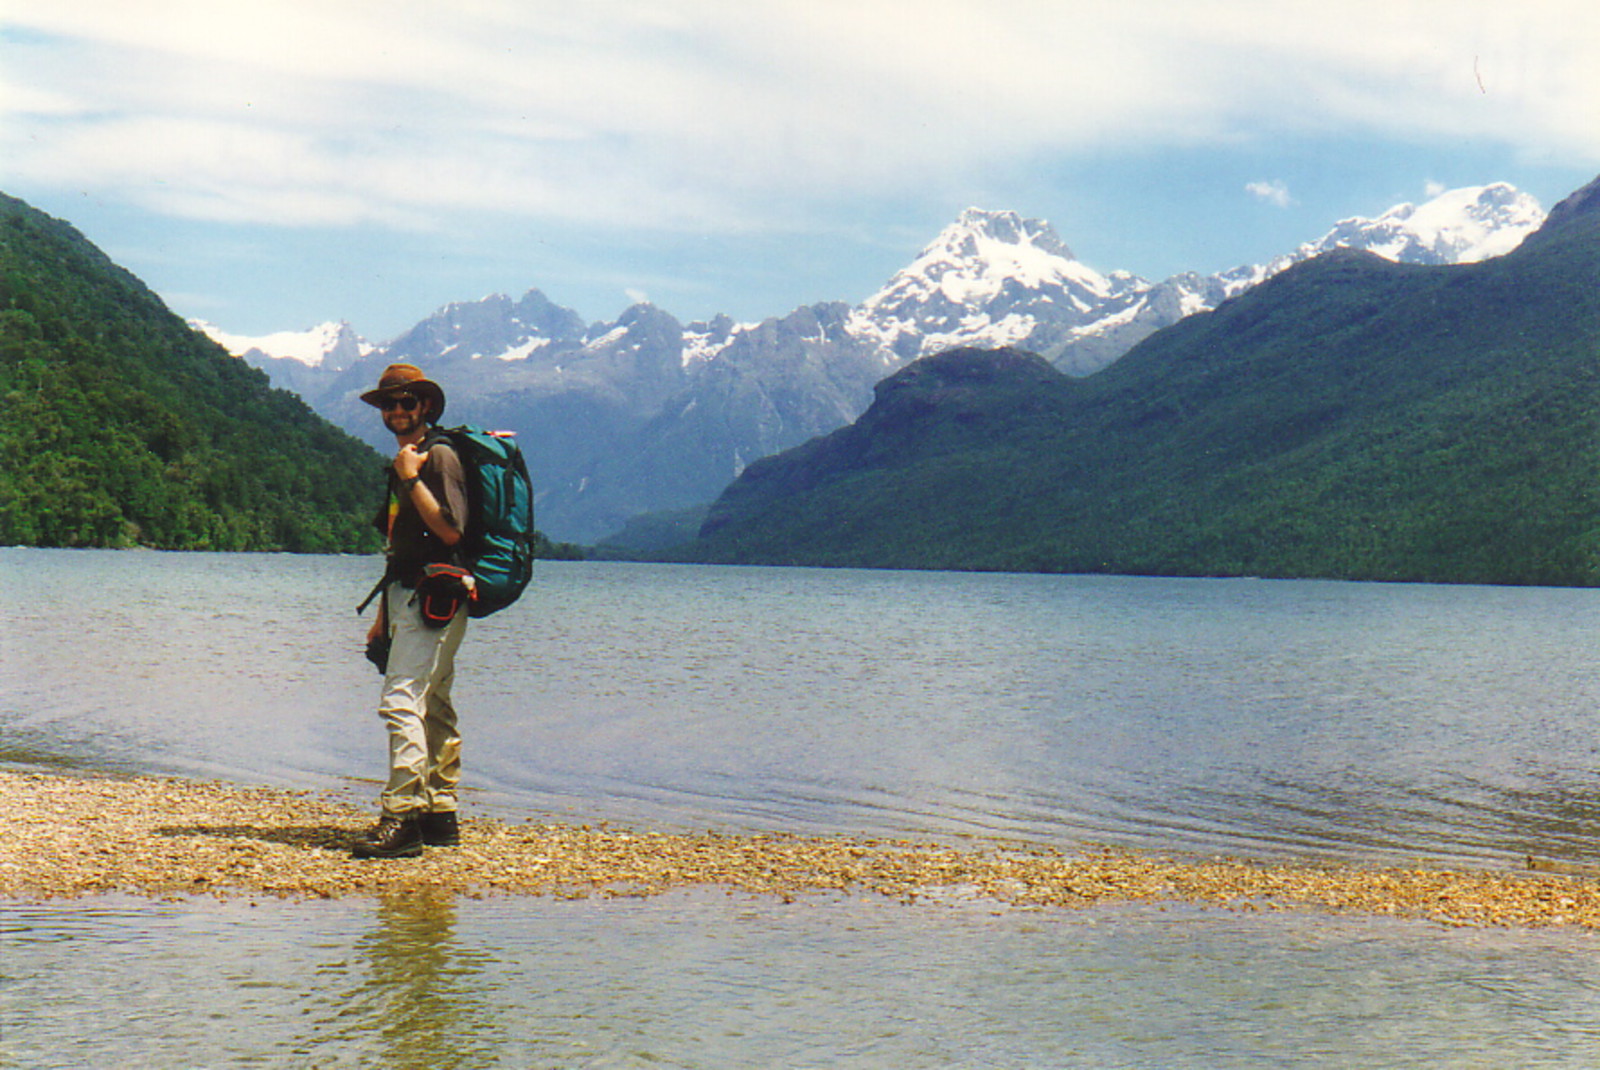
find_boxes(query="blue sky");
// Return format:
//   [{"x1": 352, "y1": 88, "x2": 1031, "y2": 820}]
[{"x1": 3, "y1": 1, "x2": 1597, "y2": 342}]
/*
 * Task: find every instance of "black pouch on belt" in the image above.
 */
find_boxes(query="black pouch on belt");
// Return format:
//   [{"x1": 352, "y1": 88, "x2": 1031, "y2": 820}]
[
  {"x1": 365, "y1": 634, "x2": 392, "y2": 673},
  {"x1": 414, "y1": 564, "x2": 476, "y2": 628}
]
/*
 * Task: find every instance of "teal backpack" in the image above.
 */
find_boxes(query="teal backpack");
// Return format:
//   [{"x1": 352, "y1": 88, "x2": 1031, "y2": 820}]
[{"x1": 431, "y1": 425, "x2": 536, "y2": 618}]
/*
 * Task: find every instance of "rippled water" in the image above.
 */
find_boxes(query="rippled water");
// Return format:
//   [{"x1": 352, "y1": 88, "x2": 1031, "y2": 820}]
[
  {"x1": 6, "y1": 548, "x2": 1600, "y2": 1066},
  {"x1": 7, "y1": 892, "x2": 1600, "y2": 1069},
  {"x1": 8, "y1": 548, "x2": 1600, "y2": 866}
]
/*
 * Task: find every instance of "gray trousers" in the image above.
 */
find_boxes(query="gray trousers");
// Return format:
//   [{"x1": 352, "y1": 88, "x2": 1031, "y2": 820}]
[{"x1": 378, "y1": 581, "x2": 468, "y2": 817}]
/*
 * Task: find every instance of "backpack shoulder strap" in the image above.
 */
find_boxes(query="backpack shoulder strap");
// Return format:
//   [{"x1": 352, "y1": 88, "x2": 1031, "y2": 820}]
[{"x1": 421, "y1": 425, "x2": 457, "y2": 453}]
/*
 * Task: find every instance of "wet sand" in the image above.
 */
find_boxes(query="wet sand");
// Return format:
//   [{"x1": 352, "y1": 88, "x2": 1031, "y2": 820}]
[{"x1": 6, "y1": 771, "x2": 1599, "y2": 928}]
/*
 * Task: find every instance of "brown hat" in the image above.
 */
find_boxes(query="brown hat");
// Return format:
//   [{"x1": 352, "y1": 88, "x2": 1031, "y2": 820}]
[{"x1": 360, "y1": 363, "x2": 446, "y2": 419}]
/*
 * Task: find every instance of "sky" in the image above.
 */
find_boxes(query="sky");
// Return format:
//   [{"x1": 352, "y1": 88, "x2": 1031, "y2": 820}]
[{"x1": 3, "y1": 1, "x2": 1598, "y2": 343}]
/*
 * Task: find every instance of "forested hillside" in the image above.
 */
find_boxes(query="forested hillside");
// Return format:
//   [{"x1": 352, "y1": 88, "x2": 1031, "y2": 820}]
[
  {"x1": 0, "y1": 193, "x2": 383, "y2": 552},
  {"x1": 682, "y1": 175, "x2": 1600, "y2": 586}
]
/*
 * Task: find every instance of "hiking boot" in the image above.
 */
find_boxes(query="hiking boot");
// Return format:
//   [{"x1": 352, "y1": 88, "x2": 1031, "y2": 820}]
[
  {"x1": 419, "y1": 810, "x2": 460, "y2": 847},
  {"x1": 351, "y1": 814, "x2": 424, "y2": 859}
]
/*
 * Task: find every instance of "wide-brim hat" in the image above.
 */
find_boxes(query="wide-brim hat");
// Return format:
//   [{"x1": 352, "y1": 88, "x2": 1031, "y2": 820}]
[{"x1": 360, "y1": 363, "x2": 446, "y2": 418}]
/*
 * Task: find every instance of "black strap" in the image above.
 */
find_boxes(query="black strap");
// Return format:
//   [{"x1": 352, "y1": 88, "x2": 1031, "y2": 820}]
[{"x1": 357, "y1": 572, "x2": 389, "y2": 615}]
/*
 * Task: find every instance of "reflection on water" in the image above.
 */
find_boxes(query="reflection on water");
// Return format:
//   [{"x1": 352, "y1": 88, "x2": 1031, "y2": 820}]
[
  {"x1": 302, "y1": 890, "x2": 503, "y2": 1069},
  {"x1": 5, "y1": 891, "x2": 1600, "y2": 1068}
]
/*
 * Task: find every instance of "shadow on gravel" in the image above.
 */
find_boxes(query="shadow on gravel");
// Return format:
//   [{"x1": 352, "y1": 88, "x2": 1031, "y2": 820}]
[{"x1": 154, "y1": 824, "x2": 356, "y2": 850}]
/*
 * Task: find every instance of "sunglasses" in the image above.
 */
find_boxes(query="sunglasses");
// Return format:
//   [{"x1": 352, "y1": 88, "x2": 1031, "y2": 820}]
[{"x1": 380, "y1": 394, "x2": 421, "y2": 412}]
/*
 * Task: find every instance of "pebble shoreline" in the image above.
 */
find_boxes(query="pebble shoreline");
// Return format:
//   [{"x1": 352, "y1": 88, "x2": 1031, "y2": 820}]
[{"x1": 7, "y1": 771, "x2": 1600, "y2": 928}]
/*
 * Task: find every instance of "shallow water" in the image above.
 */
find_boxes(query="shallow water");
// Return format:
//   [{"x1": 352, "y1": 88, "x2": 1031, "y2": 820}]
[
  {"x1": 6, "y1": 891, "x2": 1600, "y2": 1069},
  {"x1": 6, "y1": 548, "x2": 1600, "y2": 1066}
]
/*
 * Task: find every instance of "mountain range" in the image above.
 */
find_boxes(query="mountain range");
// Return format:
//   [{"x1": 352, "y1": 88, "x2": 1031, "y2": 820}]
[
  {"x1": 195, "y1": 182, "x2": 1546, "y2": 543},
  {"x1": 678, "y1": 174, "x2": 1600, "y2": 584}
]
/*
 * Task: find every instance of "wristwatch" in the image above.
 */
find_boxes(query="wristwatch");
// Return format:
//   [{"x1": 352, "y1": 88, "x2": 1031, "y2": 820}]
[{"x1": 400, "y1": 475, "x2": 423, "y2": 490}]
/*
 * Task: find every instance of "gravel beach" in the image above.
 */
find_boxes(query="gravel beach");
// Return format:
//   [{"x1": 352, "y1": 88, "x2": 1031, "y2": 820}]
[{"x1": 6, "y1": 770, "x2": 1599, "y2": 928}]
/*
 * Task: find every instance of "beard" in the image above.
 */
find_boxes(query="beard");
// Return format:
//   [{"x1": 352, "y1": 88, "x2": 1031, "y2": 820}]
[{"x1": 384, "y1": 409, "x2": 428, "y2": 438}]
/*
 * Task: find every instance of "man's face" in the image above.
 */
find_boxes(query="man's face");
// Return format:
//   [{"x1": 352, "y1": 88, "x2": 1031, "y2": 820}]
[{"x1": 380, "y1": 392, "x2": 429, "y2": 436}]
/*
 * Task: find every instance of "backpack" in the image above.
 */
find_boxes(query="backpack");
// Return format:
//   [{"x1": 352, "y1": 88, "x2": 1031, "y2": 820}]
[{"x1": 429, "y1": 425, "x2": 537, "y2": 618}]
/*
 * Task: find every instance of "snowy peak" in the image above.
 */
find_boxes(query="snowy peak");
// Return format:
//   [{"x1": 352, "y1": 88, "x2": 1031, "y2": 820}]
[
  {"x1": 937, "y1": 207, "x2": 1079, "y2": 264},
  {"x1": 879, "y1": 207, "x2": 1119, "y2": 305},
  {"x1": 1300, "y1": 183, "x2": 1544, "y2": 266},
  {"x1": 192, "y1": 319, "x2": 371, "y2": 370},
  {"x1": 839, "y1": 183, "x2": 1546, "y2": 375},
  {"x1": 384, "y1": 288, "x2": 588, "y2": 364},
  {"x1": 851, "y1": 207, "x2": 1137, "y2": 361}
]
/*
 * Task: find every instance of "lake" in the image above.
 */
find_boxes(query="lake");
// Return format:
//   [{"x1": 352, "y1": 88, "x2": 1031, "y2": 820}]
[{"x1": 4, "y1": 548, "x2": 1600, "y2": 1067}]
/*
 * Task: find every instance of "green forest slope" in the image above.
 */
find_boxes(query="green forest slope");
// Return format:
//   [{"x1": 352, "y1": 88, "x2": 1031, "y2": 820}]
[
  {"x1": 0, "y1": 193, "x2": 383, "y2": 552},
  {"x1": 683, "y1": 175, "x2": 1600, "y2": 586}
]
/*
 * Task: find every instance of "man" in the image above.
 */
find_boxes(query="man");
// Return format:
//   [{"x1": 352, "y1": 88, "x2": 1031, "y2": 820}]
[{"x1": 354, "y1": 363, "x2": 471, "y2": 859}]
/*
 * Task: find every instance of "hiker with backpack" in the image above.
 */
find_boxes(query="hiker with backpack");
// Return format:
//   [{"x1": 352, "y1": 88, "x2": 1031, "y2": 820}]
[
  {"x1": 352, "y1": 362, "x2": 538, "y2": 859},
  {"x1": 353, "y1": 363, "x2": 475, "y2": 859}
]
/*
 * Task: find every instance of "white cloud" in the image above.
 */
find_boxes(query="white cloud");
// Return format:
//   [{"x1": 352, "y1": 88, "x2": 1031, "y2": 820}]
[
  {"x1": 1246, "y1": 180, "x2": 1294, "y2": 208},
  {"x1": 4, "y1": 0, "x2": 1597, "y2": 235}
]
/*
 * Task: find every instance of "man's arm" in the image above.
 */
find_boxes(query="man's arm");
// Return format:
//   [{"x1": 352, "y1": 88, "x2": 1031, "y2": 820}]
[{"x1": 394, "y1": 443, "x2": 462, "y2": 546}]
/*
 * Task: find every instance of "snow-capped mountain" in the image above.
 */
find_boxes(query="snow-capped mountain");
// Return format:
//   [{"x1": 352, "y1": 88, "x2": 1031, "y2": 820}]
[
  {"x1": 840, "y1": 183, "x2": 1546, "y2": 376},
  {"x1": 1299, "y1": 182, "x2": 1543, "y2": 265},
  {"x1": 845, "y1": 208, "x2": 1146, "y2": 364},
  {"x1": 200, "y1": 181, "x2": 1546, "y2": 542},
  {"x1": 381, "y1": 289, "x2": 588, "y2": 366},
  {"x1": 1196, "y1": 182, "x2": 1545, "y2": 303},
  {"x1": 192, "y1": 319, "x2": 375, "y2": 401},
  {"x1": 843, "y1": 208, "x2": 1172, "y2": 376},
  {"x1": 192, "y1": 319, "x2": 372, "y2": 369}
]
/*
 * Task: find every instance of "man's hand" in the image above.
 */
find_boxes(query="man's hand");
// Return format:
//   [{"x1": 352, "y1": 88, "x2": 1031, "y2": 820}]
[
  {"x1": 392, "y1": 442, "x2": 461, "y2": 547},
  {"x1": 394, "y1": 443, "x2": 428, "y2": 480}
]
